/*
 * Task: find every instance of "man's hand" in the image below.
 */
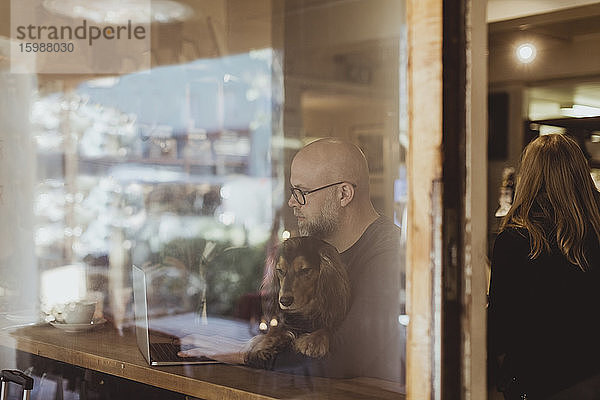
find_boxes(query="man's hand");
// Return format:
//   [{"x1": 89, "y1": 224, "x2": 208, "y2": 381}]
[{"x1": 176, "y1": 334, "x2": 247, "y2": 365}]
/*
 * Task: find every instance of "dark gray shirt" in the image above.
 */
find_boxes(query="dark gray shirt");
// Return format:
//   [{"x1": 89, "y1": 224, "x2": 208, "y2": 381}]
[{"x1": 272, "y1": 216, "x2": 405, "y2": 383}]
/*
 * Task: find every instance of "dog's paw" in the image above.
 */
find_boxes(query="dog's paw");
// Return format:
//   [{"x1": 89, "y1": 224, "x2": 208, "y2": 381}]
[
  {"x1": 244, "y1": 331, "x2": 292, "y2": 367},
  {"x1": 293, "y1": 330, "x2": 330, "y2": 358},
  {"x1": 246, "y1": 335, "x2": 277, "y2": 361}
]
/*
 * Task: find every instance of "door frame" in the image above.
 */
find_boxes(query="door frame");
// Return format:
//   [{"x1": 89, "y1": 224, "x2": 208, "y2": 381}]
[{"x1": 406, "y1": 0, "x2": 488, "y2": 398}]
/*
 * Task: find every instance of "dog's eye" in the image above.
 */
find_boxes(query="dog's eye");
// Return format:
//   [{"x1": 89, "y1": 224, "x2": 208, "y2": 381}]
[
  {"x1": 276, "y1": 268, "x2": 285, "y2": 277},
  {"x1": 300, "y1": 267, "x2": 312, "y2": 275}
]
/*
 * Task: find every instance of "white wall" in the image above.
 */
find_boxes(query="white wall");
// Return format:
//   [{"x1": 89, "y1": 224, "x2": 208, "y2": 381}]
[{"x1": 0, "y1": 37, "x2": 38, "y2": 321}]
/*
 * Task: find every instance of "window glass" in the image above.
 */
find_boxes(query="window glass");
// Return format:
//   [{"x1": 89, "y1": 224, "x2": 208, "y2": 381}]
[{"x1": 0, "y1": 1, "x2": 406, "y2": 398}]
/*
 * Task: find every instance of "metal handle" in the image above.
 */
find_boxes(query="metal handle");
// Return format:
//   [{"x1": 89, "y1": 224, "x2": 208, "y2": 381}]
[{"x1": 1, "y1": 370, "x2": 34, "y2": 400}]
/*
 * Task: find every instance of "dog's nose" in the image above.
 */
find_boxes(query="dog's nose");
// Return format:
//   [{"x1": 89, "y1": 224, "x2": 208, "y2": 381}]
[{"x1": 279, "y1": 296, "x2": 294, "y2": 307}]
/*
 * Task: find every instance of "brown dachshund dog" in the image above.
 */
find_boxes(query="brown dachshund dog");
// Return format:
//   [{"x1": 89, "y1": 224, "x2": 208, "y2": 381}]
[{"x1": 245, "y1": 236, "x2": 350, "y2": 367}]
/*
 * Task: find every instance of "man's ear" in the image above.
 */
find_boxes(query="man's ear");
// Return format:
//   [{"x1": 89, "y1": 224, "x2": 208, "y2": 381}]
[{"x1": 339, "y1": 183, "x2": 355, "y2": 207}]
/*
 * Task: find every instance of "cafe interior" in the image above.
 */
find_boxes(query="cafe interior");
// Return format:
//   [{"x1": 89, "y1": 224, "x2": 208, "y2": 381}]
[{"x1": 1, "y1": 0, "x2": 600, "y2": 399}]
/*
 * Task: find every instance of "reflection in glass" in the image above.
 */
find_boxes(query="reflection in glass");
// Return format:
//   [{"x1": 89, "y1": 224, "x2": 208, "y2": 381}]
[
  {"x1": 2, "y1": 49, "x2": 283, "y2": 336},
  {"x1": 0, "y1": 0, "x2": 406, "y2": 397}
]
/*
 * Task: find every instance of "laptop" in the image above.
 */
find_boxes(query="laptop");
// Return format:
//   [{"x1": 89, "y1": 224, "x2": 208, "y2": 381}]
[{"x1": 132, "y1": 264, "x2": 219, "y2": 366}]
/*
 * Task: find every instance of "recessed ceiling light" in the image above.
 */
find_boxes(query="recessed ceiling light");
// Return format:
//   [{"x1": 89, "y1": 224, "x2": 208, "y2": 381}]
[{"x1": 516, "y1": 42, "x2": 536, "y2": 64}]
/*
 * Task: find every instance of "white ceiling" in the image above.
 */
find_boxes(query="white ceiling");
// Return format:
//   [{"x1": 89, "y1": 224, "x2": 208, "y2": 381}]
[{"x1": 487, "y1": 0, "x2": 600, "y2": 22}]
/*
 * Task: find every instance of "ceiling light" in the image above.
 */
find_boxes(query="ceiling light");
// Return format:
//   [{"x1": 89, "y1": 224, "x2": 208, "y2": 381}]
[
  {"x1": 539, "y1": 125, "x2": 565, "y2": 136},
  {"x1": 43, "y1": 0, "x2": 194, "y2": 24},
  {"x1": 560, "y1": 104, "x2": 600, "y2": 118},
  {"x1": 85, "y1": 77, "x2": 120, "y2": 88},
  {"x1": 516, "y1": 42, "x2": 536, "y2": 64}
]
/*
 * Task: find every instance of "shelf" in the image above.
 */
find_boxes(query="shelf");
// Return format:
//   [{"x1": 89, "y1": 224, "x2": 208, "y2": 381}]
[{"x1": 79, "y1": 156, "x2": 247, "y2": 167}]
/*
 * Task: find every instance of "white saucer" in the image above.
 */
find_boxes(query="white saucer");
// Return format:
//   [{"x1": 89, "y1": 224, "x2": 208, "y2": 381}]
[{"x1": 49, "y1": 318, "x2": 107, "y2": 333}]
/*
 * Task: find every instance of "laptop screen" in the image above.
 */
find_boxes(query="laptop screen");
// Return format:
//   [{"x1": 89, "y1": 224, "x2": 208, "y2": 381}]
[
  {"x1": 132, "y1": 264, "x2": 254, "y2": 365},
  {"x1": 132, "y1": 264, "x2": 152, "y2": 364}
]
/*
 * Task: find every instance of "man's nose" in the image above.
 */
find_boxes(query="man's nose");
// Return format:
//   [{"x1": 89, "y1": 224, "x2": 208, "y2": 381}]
[{"x1": 288, "y1": 194, "x2": 298, "y2": 208}]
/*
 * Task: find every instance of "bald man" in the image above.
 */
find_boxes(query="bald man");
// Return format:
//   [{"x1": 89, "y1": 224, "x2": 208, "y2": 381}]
[
  {"x1": 288, "y1": 139, "x2": 379, "y2": 250},
  {"x1": 276, "y1": 138, "x2": 405, "y2": 383},
  {"x1": 180, "y1": 138, "x2": 405, "y2": 383}
]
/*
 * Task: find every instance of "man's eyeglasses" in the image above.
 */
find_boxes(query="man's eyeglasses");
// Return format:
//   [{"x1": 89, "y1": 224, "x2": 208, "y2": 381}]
[{"x1": 290, "y1": 181, "x2": 356, "y2": 205}]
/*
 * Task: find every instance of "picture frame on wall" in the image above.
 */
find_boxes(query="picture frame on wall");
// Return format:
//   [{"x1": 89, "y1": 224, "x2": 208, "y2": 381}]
[
  {"x1": 488, "y1": 91, "x2": 509, "y2": 161},
  {"x1": 351, "y1": 124, "x2": 385, "y2": 213},
  {"x1": 351, "y1": 125, "x2": 385, "y2": 176}
]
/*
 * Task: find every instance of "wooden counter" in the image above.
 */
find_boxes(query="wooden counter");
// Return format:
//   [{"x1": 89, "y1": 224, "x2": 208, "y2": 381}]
[{"x1": 0, "y1": 323, "x2": 405, "y2": 399}]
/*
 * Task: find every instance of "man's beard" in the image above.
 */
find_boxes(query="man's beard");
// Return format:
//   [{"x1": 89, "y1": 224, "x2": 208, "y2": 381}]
[{"x1": 297, "y1": 194, "x2": 341, "y2": 238}]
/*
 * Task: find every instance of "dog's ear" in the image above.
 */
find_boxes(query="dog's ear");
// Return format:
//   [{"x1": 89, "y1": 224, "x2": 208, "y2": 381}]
[
  {"x1": 260, "y1": 244, "x2": 281, "y2": 321},
  {"x1": 316, "y1": 243, "x2": 350, "y2": 328}
]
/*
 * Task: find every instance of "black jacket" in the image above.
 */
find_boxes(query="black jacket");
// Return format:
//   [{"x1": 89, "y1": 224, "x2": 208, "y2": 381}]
[{"x1": 488, "y1": 227, "x2": 600, "y2": 399}]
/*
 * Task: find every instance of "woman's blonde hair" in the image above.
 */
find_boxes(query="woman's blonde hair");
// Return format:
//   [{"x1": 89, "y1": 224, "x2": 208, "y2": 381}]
[{"x1": 501, "y1": 134, "x2": 600, "y2": 270}]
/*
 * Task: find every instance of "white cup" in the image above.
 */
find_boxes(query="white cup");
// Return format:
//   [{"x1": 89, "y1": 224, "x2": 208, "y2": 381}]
[{"x1": 62, "y1": 301, "x2": 97, "y2": 324}]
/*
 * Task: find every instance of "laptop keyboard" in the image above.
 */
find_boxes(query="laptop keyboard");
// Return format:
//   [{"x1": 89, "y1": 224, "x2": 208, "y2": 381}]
[{"x1": 149, "y1": 342, "x2": 213, "y2": 363}]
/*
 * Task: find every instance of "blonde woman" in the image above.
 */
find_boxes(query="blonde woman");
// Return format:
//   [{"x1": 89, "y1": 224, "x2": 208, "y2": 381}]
[{"x1": 488, "y1": 134, "x2": 600, "y2": 399}]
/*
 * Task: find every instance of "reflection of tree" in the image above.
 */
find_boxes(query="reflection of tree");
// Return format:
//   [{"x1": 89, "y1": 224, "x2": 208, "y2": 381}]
[
  {"x1": 160, "y1": 237, "x2": 210, "y2": 275},
  {"x1": 158, "y1": 237, "x2": 215, "y2": 319},
  {"x1": 204, "y1": 245, "x2": 265, "y2": 318},
  {"x1": 153, "y1": 237, "x2": 266, "y2": 320}
]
